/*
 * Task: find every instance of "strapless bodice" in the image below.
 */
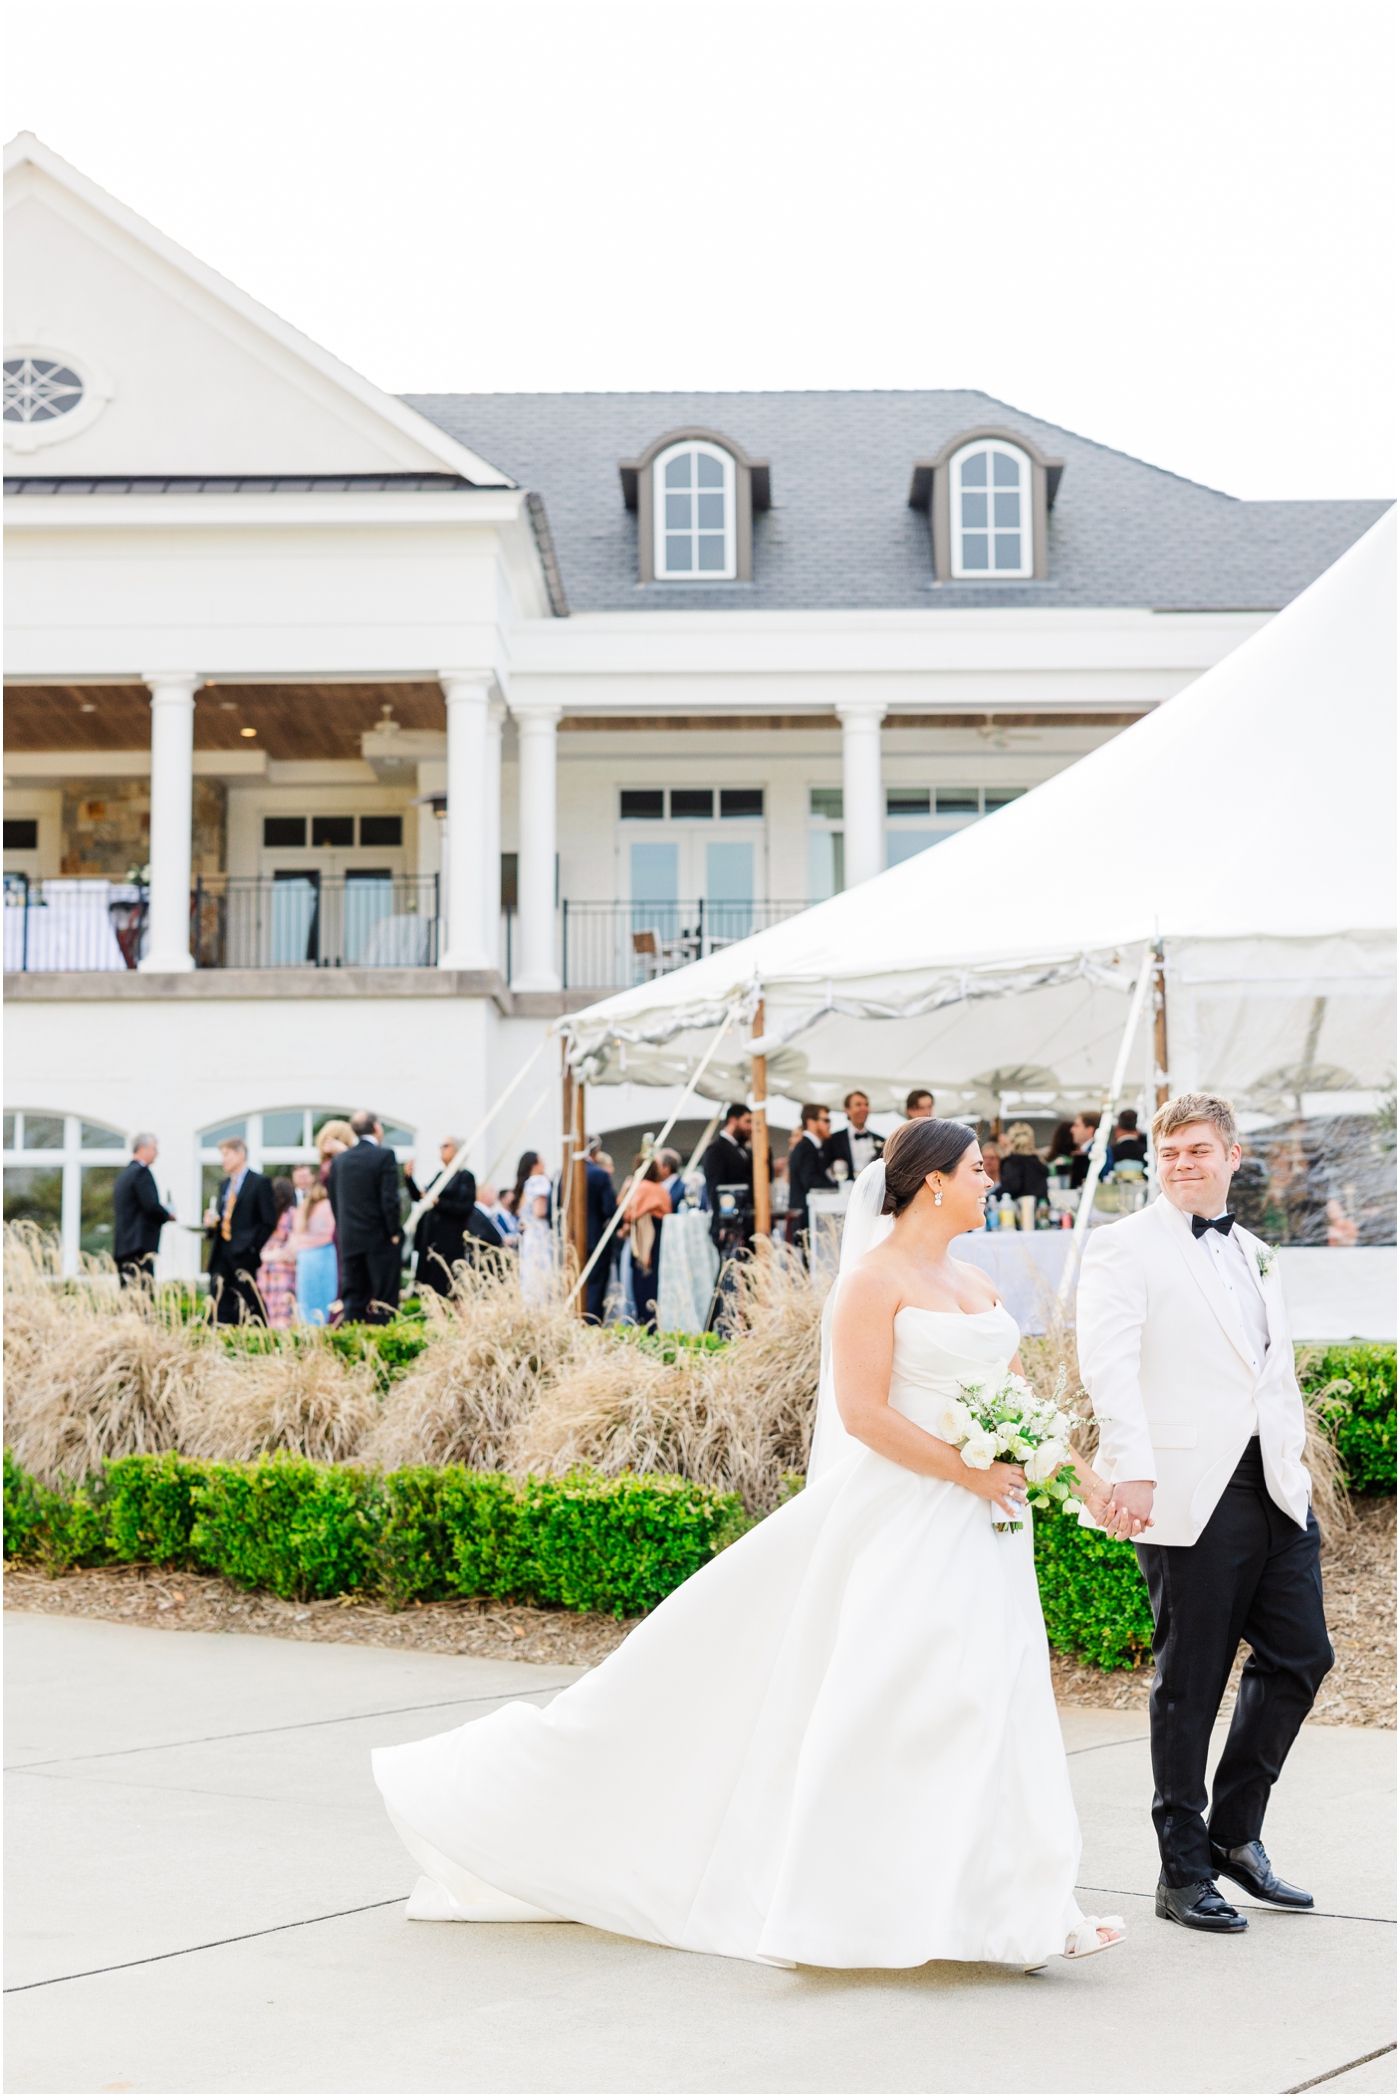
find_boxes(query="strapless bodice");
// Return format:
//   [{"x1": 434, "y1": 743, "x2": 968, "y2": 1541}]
[{"x1": 888, "y1": 1303, "x2": 1020, "y2": 1438}]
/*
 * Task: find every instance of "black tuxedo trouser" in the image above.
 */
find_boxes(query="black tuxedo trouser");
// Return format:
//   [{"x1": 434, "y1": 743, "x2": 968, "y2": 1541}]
[
  {"x1": 1135, "y1": 1438, "x2": 1332, "y2": 1886},
  {"x1": 118, "y1": 1253, "x2": 156, "y2": 1288},
  {"x1": 340, "y1": 1243, "x2": 401, "y2": 1324},
  {"x1": 208, "y1": 1251, "x2": 266, "y2": 1326}
]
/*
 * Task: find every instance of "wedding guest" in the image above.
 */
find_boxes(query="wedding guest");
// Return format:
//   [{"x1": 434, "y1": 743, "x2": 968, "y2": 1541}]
[
  {"x1": 327, "y1": 1111, "x2": 403, "y2": 1324},
  {"x1": 657, "y1": 1149, "x2": 684, "y2": 1211},
  {"x1": 702, "y1": 1104, "x2": 758, "y2": 1250},
  {"x1": 514, "y1": 1151, "x2": 554, "y2": 1303},
  {"x1": 905, "y1": 1089, "x2": 934, "y2": 1120},
  {"x1": 998, "y1": 1123, "x2": 1049, "y2": 1205},
  {"x1": 1068, "y1": 1110, "x2": 1102, "y2": 1189},
  {"x1": 203, "y1": 1137, "x2": 276, "y2": 1325},
  {"x1": 823, "y1": 1091, "x2": 884, "y2": 1181},
  {"x1": 493, "y1": 1186, "x2": 521, "y2": 1248},
  {"x1": 584, "y1": 1148, "x2": 618, "y2": 1324},
  {"x1": 1108, "y1": 1109, "x2": 1148, "y2": 1166},
  {"x1": 1047, "y1": 1121, "x2": 1078, "y2": 1176},
  {"x1": 623, "y1": 1158, "x2": 670, "y2": 1327},
  {"x1": 406, "y1": 1139, "x2": 501, "y2": 1296},
  {"x1": 291, "y1": 1163, "x2": 316, "y2": 1205},
  {"x1": 256, "y1": 1178, "x2": 299, "y2": 1329},
  {"x1": 316, "y1": 1120, "x2": 356, "y2": 1183},
  {"x1": 289, "y1": 1179, "x2": 338, "y2": 1325},
  {"x1": 981, "y1": 1138, "x2": 1003, "y2": 1189},
  {"x1": 787, "y1": 1103, "x2": 836, "y2": 1248},
  {"x1": 112, "y1": 1132, "x2": 172, "y2": 1288}
]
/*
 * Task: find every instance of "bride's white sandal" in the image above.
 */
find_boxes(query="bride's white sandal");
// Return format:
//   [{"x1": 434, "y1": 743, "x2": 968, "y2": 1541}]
[{"x1": 1024, "y1": 1916, "x2": 1126, "y2": 1972}]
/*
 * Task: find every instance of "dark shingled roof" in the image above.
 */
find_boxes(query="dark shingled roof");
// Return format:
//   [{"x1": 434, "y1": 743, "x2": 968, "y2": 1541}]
[{"x1": 404, "y1": 388, "x2": 1391, "y2": 615}]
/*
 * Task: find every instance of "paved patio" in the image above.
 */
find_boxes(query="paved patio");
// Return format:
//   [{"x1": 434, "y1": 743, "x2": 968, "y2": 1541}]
[{"x1": 4, "y1": 1613, "x2": 1395, "y2": 2094}]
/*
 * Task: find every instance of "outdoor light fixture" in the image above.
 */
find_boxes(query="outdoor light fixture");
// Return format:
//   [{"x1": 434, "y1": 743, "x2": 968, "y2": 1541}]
[{"x1": 240, "y1": 726, "x2": 257, "y2": 738}]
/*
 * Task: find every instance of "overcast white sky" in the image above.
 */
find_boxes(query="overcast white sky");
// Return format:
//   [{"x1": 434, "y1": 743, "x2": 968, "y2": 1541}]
[{"x1": 5, "y1": 0, "x2": 1395, "y2": 499}]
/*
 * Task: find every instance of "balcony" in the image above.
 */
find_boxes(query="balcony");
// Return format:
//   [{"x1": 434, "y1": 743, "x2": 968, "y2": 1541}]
[
  {"x1": 4, "y1": 874, "x2": 441, "y2": 972},
  {"x1": 557, "y1": 898, "x2": 807, "y2": 990},
  {"x1": 4, "y1": 877, "x2": 809, "y2": 987}
]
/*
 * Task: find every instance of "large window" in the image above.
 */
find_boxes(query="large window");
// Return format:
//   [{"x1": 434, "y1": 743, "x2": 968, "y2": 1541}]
[
  {"x1": 2, "y1": 1111, "x2": 131, "y2": 1269},
  {"x1": 653, "y1": 442, "x2": 737, "y2": 580},
  {"x1": 885, "y1": 784, "x2": 1026, "y2": 865},
  {"x1": 950, "y1": 440, "x2": 1032, "y2": 578}
]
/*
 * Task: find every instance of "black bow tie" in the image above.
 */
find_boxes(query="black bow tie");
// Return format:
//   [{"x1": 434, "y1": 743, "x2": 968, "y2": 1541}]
[{"x1": 1191, "y1": 1212, "x2": 1235, "y2": 1239}]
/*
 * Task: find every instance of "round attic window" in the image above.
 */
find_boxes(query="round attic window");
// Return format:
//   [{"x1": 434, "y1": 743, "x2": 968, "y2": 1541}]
[
  {"x1": 2, "y1": 345, "x2": 113, "y2": 454},
  {"x1": 3, "y1": 355, "x2": 84, "y2": 423}
]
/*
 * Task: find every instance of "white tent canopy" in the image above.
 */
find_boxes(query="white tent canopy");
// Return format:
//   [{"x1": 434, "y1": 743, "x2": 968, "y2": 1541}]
[{"x1": 566, "y1": 510, "x2": 1396, "y2": 1119}]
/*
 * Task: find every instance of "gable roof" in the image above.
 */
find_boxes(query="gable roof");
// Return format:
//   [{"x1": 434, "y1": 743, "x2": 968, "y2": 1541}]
[
  {"x1": 3, "y1": 133, "x2": 513, "y2": 487},
  {"x1": 406, "y1": 388, "x2": 1391, "y2": 613}
]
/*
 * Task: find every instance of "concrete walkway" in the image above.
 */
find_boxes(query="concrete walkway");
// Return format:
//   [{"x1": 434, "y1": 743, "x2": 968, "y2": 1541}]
[{"x1": 4, "y1": 1613, "x2": 1394, "y2": 2095}]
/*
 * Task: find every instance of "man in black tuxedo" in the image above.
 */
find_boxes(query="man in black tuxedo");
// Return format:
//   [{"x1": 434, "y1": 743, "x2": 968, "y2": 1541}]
[
  {"x1": 202, "y1": 1137, "x2": 276, "y2": 1324},
  {"x1": 583, "y1": 1147, "x2": 618, "y2": 1323},
  {"x1": 823, "y1": 1091, "x2": 885, "y2": 1183},
  {"x1": 787, "y1": 1102, "x2": 837, "y2": 1250},
  {"x1": 328, "y1": 1111, "x2": 404, "y2": 1324},
  {"x1": 406, "y1": 1139, "x2": 503, "y2": 1297},
  {"x1": 113, "y1": 1132, "x2": 173, "y2": 1287},
  {"x1": 703, "y1": 1104, "x2": 759, "y2": 1250}
]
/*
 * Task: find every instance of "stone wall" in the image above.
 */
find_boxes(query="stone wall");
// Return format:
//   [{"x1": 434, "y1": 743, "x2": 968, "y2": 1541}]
[{"x1": 59, "y1": 780, "x2": 226, "y2": 878}]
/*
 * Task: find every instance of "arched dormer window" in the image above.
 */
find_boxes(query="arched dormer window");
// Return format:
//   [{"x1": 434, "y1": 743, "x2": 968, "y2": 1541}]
[
  {"x1": 951, "y1": 438, "x2": 1031, "y2": 577},
  {"x1": 619, "y1": 429, "x2": 771, "y2": 584},
  {"x1": 908, "y1": 427, "x2": 1064, "y2": 584},
  {"x1": 656, "y1": 440, "x2": 735, "y2": 578}
]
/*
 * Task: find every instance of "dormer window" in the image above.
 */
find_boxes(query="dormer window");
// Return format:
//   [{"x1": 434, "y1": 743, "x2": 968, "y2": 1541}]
[
  {"x1": 908, "y1": 427, "x2": 1064, "y2": 584},
  {"x1": 620, "y1": 429, "x2": 770, "y2": 584},
  {"x1": 951, "y1": 439, "x2": 1031, "y2": 577},
  {"x1": 657, "y1": 440, "x2": 735, "y2": 578}
]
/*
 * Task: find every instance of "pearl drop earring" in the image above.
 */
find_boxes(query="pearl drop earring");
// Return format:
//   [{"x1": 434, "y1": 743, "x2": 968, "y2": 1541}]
[{"x1": 933, "y1": 1184, "x2": 943, "y2": 1206}]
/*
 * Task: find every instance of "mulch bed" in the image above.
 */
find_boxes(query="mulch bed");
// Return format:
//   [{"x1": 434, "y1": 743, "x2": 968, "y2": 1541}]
[{"x1": 6, "y1": 1495, "x2": 1393, "y2": 1726}]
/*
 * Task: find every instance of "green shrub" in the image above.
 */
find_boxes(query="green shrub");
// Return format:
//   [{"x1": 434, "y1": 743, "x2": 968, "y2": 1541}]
[
  {"x1": 1300, "y1": 1342, "x2": 1397, "y2": 1492},
  {"x1": 324, "y1": 1319, "x2": 431, "y2": 1390},
  {"x1": 3, "y1": 1451, "x2": 111, "y2": 1574},
  {"x1": 517, "y1": 1470, "x2": 749, "y2": 1617},
  {"x1": 374, "y1": 1465, "x2": 526, "y2": 1607},
  {"x1": 103, "y1": 1452, "x2": 203, "y2": 1566},
  {"x1": 1033, "y1": 1505, "x2": 1155, "y2": 1671},
  {"x1": 189, "y1": 1458, "x2": 379, "y2": 1601}
]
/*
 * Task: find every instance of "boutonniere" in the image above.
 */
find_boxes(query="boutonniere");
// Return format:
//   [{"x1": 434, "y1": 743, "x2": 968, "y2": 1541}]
[{"x1": 1254, "y1": 1244, "x2": 1278, "y2": 1282}]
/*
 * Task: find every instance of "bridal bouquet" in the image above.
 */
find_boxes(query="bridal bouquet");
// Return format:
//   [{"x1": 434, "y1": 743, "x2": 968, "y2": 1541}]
[{"x1": 932, "y1": 1372, "x2": 1082, "y2": 1533}]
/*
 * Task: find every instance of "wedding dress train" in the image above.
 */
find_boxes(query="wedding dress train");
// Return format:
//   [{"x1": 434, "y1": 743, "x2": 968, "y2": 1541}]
[{"x1": 373, "y1": 1299, "x2": 1103, "y2": 1970}]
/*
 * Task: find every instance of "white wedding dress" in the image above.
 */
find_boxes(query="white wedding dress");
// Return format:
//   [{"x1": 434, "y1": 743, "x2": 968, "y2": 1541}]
[{"x1": 374, "y1": 1168, "x2": 1103, "y2": 1971}]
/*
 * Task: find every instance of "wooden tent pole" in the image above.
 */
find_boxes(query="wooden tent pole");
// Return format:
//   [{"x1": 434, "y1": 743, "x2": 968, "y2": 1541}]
[
  {"x1": 1152, "y1": 945, "x2": 1170, "y2": 1107},
  {"x1": 570, "y1": 1074, "x2": 588, "y2": 1312},
  {"x1": 750, "y1": 997, "x2": 771, "y2": 1240}
]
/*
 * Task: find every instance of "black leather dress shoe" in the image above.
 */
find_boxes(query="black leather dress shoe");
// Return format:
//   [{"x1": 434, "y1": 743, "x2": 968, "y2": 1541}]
[
  {"x1": 1155, "y1": 1878, "x2": 1249, "y2": 1932},
  {"x1": 1210, "y1": 1839, "x2": 1314, "y2": 1909}
]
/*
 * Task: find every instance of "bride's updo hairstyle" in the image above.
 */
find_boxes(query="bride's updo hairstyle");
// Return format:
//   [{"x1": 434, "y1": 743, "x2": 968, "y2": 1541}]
[{"x1": 880, "y1": 1117, "x2": 977, "y2": 1216}]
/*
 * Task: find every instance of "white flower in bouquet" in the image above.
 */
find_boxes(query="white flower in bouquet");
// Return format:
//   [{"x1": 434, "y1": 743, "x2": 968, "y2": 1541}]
[
  {"x1": 960, "y1": 1429, "x2": 999, "y2": 1470},
  {"x1": 1025, "y1": 1440, "x2": 1069, "y2": 1484},
  {"x1": 932, "y1": 1396, "x2": 976, "y2": 1445}
]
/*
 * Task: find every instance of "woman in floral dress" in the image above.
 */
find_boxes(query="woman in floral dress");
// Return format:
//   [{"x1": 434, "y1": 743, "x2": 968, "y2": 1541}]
[{"x1": 255, "y1": 1179, "x2": 298, "y2": 1329}]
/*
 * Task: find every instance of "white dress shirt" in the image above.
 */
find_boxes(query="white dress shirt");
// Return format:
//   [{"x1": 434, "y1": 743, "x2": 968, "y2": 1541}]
[
  {"x1": 1195, "y1": 1216, "x2": 1270, "y2": 1386},
  {"x1": 848, "y1": 1130, "x2": 878, "y2": 1175}
]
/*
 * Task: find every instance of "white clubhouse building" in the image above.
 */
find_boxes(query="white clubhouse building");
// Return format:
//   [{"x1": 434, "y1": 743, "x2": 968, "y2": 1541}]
[{"x1": 3, "y1": 132, "x2": 1388, "y2": 1273}]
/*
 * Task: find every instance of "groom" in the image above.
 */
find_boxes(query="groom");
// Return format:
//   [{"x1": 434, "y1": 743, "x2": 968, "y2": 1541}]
[{"x1": 1078, "y1": 1092, "x2": 1331, "y2": 1934}]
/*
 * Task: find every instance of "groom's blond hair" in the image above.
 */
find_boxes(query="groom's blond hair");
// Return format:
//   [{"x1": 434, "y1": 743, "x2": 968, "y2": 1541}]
[{"x1": 1151, "y1": 1092, "x2": 1238, "y2": 1152}]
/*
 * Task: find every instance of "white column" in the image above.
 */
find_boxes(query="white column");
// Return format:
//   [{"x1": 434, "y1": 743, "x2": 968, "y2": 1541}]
[
  {"x1": 512, "y1": 700, "x2": 561, "y2": 991},
  {"x1": 437, "y1": 675, "x2": 492, "y2": 970},
  {"x1": 836, "y1": 698, "x2": 885, "y2": 888},
  {"x1": 139, "y1": 673, "x2": 198, "y2": 972},
  {"x1": 484, "y1": 698, "x2": 505, "y2": 971}
]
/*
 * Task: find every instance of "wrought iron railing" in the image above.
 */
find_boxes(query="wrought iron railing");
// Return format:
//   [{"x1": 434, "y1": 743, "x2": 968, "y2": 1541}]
[
  {"x1": 192, "y1": 875, "x2": 440, "y2": 969},
  {"x1": 558, "y1": 898, "x2": 807, "y2": 990},
  {"x1": 3, "y1": 874, "x2": 441, "y2": 971}
]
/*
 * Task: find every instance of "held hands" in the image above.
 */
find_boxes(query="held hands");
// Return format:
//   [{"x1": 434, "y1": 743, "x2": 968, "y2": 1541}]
[
  {"x1": 961, "y1": 1460, "x2": 1029, "y2": 1521},
  {"x1": 1104, "y1": 1480, "x2": 1155, "y2": 1542}
]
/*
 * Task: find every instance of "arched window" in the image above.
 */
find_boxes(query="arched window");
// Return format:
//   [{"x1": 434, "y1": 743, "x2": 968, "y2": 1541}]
[
  {"x1": 950, "y1": 439, "x2": 1032, "y2": 578},
  {"x1": 196, "y1": 1108, "x2": 416, "y2": 1271},
  {"x1": 653, "y1": 440, "x2": 737, "y2": 579},
  {"x1": 2, "y1": 1110, "x2": 129, "y2": 1270}
]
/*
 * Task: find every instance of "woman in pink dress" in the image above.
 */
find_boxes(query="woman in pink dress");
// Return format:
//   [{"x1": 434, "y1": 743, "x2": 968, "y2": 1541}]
[{"x1": 255, "y1": 1179, "x2": 298, "y2": 1330}]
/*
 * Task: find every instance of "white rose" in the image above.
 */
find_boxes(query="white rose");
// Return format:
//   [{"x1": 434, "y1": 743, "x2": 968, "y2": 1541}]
[
  {"x1": 932, "y1": 1398, "x2": 974, "y2": 1444},
  {"x1": 960, "y1": 1430, "x2": 998, "y2": 1471},
  {"x1": 1026, "y1": 1440, "x2": 1069, "y2": 1484}
]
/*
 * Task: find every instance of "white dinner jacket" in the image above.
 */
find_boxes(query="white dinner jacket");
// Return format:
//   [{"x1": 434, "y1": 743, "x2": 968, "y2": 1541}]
[{"x1": 1076, "y1": 1196, "x2": 1310, "y2": 1547}]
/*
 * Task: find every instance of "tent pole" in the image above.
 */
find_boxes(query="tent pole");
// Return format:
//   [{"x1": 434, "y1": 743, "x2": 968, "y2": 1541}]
[
  {"x1": 559, "y1": 1043, "x2": 576, "y2": 1283},
  {"x1": 1057, "y1": 943, "x2": 1155, "y2": 1308},
  {"x1": 751, "y1": 997, "x2": 771, "y2": 1240},
  {"x1": 1153, "y1": 944, "x2": 1170, "y2": 1107},
  {"x1": 568, "y1": 1071, "x2": 588, "y2": 1316}
]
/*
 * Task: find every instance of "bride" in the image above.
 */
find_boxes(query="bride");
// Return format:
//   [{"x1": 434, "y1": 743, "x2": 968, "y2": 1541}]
[{"x1": 373, "y1": 1118, "x2": 1125, "y2": 1972}]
